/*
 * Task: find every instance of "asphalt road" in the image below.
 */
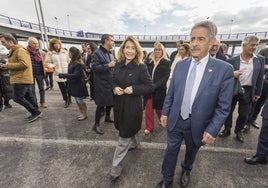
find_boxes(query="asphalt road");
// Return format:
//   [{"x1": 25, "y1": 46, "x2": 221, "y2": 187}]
[{"x1": 0, "y1": 85, "x2": 267, "y2": 188}]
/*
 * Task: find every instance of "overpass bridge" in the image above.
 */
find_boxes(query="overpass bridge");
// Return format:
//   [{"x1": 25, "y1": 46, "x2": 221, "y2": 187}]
[{"x1": 1, "y1": 14, "x2": 268, "y2": 55}]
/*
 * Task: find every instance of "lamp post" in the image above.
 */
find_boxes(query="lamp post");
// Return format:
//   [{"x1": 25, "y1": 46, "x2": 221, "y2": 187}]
[
  {"x1": 144, "y1": 24, "x2": 147, "y2": 35},
  {"x1": 67, "y1": 14, "x2": 70, "y2": 31},
  {"x1": 38, "y1": 0, "x2": 49, "y2": 48},
  {"x1": 54, "y1": 16, "x2": 60, "y2": 40},
  {"x1": 67, "y1": 14, "x2": 71, "y2": 36},
  {"x1": 229, "y1": 19, "x2": 234, "y2": 35},
  {"x1": 33, "y1": 0, "x2": 45, "y2": 48}
]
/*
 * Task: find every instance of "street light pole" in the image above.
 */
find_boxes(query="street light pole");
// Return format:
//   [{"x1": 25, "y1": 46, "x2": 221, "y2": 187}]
[
  {"x1": 38, "y1": 0, "x2": 49, "y2": 48},
  {"x1": 34, "y1": 0, "x2": 45, "y2": 48},
  {"x1": 67, "y1": 14, "x2": 70, "y2": 31},
  {"x1": 54, "y1": 17, "x2": 60, "y2": 40},
  {"x1": 229, "y1": 19, "x2": 234, "y2": 35}
]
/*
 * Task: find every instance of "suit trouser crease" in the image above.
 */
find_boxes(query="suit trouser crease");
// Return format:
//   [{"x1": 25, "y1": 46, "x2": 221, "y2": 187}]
[
  {"x1": 161, "y1": 116, "x2": 200, "y2": 184},
  {"x1": 111, "y1": 135, "x2": 139, "y2": 177}
]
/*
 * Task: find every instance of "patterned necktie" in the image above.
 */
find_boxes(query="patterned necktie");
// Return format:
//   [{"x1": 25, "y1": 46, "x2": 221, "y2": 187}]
[{"x1": 180, "y1": 61, "x2": 200, "y2": 120}]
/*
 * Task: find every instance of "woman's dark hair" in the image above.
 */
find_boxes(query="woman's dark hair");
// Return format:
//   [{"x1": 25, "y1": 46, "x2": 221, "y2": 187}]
[{"x1": 69, "y1": 46, "x2": 83, "y2": 64}]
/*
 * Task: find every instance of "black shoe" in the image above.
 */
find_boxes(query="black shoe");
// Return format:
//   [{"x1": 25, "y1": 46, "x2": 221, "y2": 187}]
[
  {"x1": 250, "y1": 121, "x2": 260, "y2": 129},
  {"x1": 92, "y1": 124, "x2": 104, "y2": 135},
  {"x1": 180, "y1": 170, "x2": 190, "y2": 188},
  {"x1": 155, "y1": 180, "x2": 172, "y2": 188},
  {"x1": 4, "y1": 102, "x2": 12, "y2": 108},
  {"x1": 242, "y1": 124, "x2": 250, "y2": 133},
  {"x1": 218, "y1": 129, "x2": 231, "y2": 137},
  {"x1": 45, "y1": 86, "x2": 50, "y2": 90},
  {"x1": 128, "y1": 146, "x2": 137, "y2": 152},
  {"x1": 0, "y1": 106, "x2": 3, "y2": 112},
  {"x1": 105, "y1": 117, "x2": 114, "y2": 123},
  {"x1": 64, "y1": 101, "x2": 69, "y2": 108},
  {"x1": 244, "y1": 155, "x2": 267, "y2": 165},
  {"x1": 28, "y1": 111, "x2": 43, "y2": 123},
  {"x1": 110, "y1": 175, "x2": 120, "y2": 181},
  {"x1": 236, "y1": 131, "x2": 244, "y2": 142}
]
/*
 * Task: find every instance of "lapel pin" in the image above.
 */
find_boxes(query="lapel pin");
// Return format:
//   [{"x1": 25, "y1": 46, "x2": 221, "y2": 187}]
[{"x1": 208, "y1": 69, "x2": 212, "y2": 72}]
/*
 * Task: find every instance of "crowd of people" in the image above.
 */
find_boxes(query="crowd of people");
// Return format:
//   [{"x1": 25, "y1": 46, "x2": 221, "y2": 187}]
[{"x1": 0, "y1": 19, "x2": 267, "y2": 187}]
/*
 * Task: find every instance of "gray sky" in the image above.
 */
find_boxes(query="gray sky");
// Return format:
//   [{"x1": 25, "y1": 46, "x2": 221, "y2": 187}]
[{"x1": 1, "y1": 0, "x2": 268, "y2": 35}]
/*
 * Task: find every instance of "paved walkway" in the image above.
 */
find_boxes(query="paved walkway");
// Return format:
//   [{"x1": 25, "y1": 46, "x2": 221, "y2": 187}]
[{"x1": 0, "y1": 86, "x2": 267, "y2": 188}]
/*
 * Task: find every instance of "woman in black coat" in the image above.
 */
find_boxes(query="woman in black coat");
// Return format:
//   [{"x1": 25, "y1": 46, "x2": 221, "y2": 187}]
[
  {"x1": 110, "y1": 36, "x2": 153, "y2": 181},
  {"x1": 144, "y1": 42, "x2": 171, "y2": 135},
  {"x1": 59, "y1": 47, "x2": 89, "y2": 121}
]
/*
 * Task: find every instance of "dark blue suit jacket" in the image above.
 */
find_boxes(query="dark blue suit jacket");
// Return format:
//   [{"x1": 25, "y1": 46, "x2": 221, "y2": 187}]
[
  {"x1": 162, "y1": 56, "x2": 234, "y2": 147},
  {"x1": 227, "y1": 55, "x2": 264, "y2": 97}
]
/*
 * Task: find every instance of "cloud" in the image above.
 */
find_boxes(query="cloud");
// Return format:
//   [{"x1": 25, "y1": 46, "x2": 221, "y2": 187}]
[{"x1": 1, "y1": 0, "x2": 268, "y2": 36}]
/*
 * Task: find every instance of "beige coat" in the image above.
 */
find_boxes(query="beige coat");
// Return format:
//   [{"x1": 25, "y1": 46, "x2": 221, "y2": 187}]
[
  {"x1": 7, "y1": 44, "x2": 34, "y2": 84},
  {"x1": 46, "y1": 49, "x2": 69, "y2": 82}
]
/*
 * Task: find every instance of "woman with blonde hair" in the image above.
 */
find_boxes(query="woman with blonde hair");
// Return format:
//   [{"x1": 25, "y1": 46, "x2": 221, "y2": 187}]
[
  {"x1": 46, "y1": 38, "x2": 70, "y2": 108},
  {"x1": 110, "y1": 36, "x2": 153, "y2": 181},
  {"x1": 144, "y1": 42, "x2": 171, "y2": 135}
]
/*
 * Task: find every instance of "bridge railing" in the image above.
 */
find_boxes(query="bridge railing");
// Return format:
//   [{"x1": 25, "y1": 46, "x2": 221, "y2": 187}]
[{"x1": 1, "y1": 14, "x2": 268, "y2": 42}]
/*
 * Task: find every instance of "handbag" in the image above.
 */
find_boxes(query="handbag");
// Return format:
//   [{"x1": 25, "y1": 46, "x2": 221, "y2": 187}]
[{"x1": 233, "y1": 78, "x2": 244, "y2": 96}]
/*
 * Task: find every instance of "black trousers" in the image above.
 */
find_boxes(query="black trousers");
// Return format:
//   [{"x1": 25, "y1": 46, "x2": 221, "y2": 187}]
[
  {"x1": 247, "y1": 82, "x2": 268, "y2": 123},
  {"x1": 224, "y1": 86, "x2": 252, "y2": 133},
  {"x1": 57, "y1": 81, "x2": 70, "y2": 101}
]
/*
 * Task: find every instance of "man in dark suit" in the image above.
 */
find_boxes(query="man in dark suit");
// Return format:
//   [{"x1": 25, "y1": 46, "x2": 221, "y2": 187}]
[
  {"x1": 91, "y1": 34, "x2": 116, "y2": 135},
  {"x1": 244, "y1": 96, "x2": 268, "y2": 165},
  {"x1": 155, "y1": 21, "x2": 234, "y2": 188},
  {"x1": 219, "y1": 36, "x2": 265, "y2": 142}
]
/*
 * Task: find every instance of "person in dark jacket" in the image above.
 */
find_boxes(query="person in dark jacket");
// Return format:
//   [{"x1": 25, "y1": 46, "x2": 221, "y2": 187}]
[
  {"x1": 169, "y1": 40, "x2": 184, "y2": 65},
  {"x1": 144, "y1": 42, "x2": 171, "y2": 135},
  {"x1": 59, "y1": 47, "x2": 89, "y2": 121},
  {"x1": 91, "y1": 34, "x2": 116, "y2": 134},
  {"x1": 0, "y1": 58, "x2": 12, "y2": 111},
  {"x1": 85, "y1": 42, "x2": 98, "y2": 100},
  {"x1": 110, "y1": 36, "x2": 153, "y2": 181},
  {"x1": 27, "y1": 37, "x2": 47, "y2": 108}
]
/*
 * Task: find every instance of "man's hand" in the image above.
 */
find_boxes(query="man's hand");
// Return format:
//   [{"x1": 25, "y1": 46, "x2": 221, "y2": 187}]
[
  {"x1": 202, "y1": 132, "x2": 216, "y2": 145},
  {"x1": 233, "y1": 70, "x2": 242, "y2": 78},
  {"x1": 253, "y1": 95, "x2": 260, "y2": 102},
  {"x1": 108, "y1": 60, "x2": 116, "y2": 68},
  {"x1": 160, "y1": 115, "x2": 168, "y2": 127}
]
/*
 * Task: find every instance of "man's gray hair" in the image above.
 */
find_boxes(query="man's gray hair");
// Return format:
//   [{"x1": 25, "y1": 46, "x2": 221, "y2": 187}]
[
  {"x1": 190, "y1": 20, "x2": 217, "y2": 38},
  {"x1": 241, "y1": 35, "x2": 260, "y2": 45}
]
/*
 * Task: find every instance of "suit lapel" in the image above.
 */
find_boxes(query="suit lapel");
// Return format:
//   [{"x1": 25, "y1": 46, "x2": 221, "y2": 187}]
[
  {"x1": 194, "y1": 57, "x2": 214, "y2": 103},
  {"x1": 252, "y1": 56, "x2": 260, "y2": 80}
]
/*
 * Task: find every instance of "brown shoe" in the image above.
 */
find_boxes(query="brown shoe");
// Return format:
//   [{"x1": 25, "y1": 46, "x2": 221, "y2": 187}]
[{"x1": 40, "y1": 102, "x2": 48, "y2": 108}]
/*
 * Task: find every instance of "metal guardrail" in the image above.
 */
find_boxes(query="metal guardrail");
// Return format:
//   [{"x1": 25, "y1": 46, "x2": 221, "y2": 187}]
[{"x1": 1, "y1": 14, "x2": 268, "y2": 42}]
